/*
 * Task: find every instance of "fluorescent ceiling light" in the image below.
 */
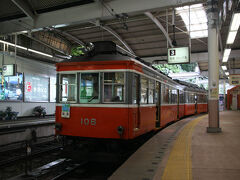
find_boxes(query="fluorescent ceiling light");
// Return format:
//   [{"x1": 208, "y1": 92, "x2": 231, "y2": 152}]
[
  {"x1": 222, "y1": 56, "x2": 228, "y2": 62},
  {"x1": 222, "y1": 66, "x2": 227, "y2": 70},
  {"x1": 227, "y1": 13, "x2": 240, "y2": 44},
  {"x1": 223, "y1": 48, "x2": 231, "y2": 57},
  {"x1": 227, "y1": 31, "x2": 237, "y2": 44},
  {"x1": 0, "y1": 39, "x2": 53, "y2": 58},
  {"x1": 176, "y1": 4, "x2": 208, "y2": 39},
  {"x1": 230, "y1": 13, "x2": 240, "y2": 31},
  {"x1": 28, "y1": 48, "x2": 53, "y2": 58},
  {"x1": 222, "y1": 48, "x2": 231, "y2": 62},
  {"x1": 0, "y1": 40, "x2": 27, "y2": 50},
  {"x1": 225, "y1": 72, "x2": 229, "y2": 76}
]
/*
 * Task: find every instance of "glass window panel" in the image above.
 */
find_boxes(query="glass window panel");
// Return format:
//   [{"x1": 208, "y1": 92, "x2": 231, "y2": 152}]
[
  {"x1": 132, "y1": 75, "x2": 138, "y2": 104},
  {"x1": 104, "y1": 72, "x2": 125, "y2": 103},
  {"x1": 80, "y1": 73, "x2": 99, "y2": 103},
  {"x1": 60, "y1": 74, "x2": 76, "y2": 102},
  {"x1": 0, "y1": 73, "x2": 23, "y2": 101},
  {"x1": 140, "y1": 77, "x2": 148, "y2": 104},
  {"x1": 148, "y1": 80, "x2": 154, "y2": 104}
]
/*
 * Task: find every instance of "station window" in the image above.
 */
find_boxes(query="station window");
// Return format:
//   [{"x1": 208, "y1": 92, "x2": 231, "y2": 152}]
[
  {"x1": 59, "y1": 74, "x2": 77, "y2": 102},
  {"x1": 149, "y1": 80, "x2": 154, "y2": 104},
  {"x1": 140, "y1": 77, "x2": 148, "y2": 104},
  {"x1": 80, "y1": 73, "x2": 99, "y2": 103},
  {"x1": 104, "y1": 72, "x2": 125, "y2": 103}
]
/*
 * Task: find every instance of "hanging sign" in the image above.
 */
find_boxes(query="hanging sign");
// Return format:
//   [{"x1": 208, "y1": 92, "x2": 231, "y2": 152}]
[
  {"x1": 2, "y1": 64, "x2": 16, "y2": 76},
  {"x1": 229, "y1": 74, "x2": 240, "y2": 85},
  {"x1": 168, "y1": 47, "x2": 189, "y2": 64}
]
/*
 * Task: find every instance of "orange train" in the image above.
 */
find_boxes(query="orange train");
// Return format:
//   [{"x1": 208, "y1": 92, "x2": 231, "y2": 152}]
[{"x1": 55, "y1": 41, "x2": 207, "y2": 141}]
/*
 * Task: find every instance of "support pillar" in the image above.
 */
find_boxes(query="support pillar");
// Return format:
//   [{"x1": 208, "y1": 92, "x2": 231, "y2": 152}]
[{"x1": 207, "y1": 0, "x2": 221, "y2": 133}]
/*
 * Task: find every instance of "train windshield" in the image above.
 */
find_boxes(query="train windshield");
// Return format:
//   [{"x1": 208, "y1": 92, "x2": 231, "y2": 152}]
[
  {"x1": 60, "y1": 74, "x2": 77, "y2": 102},
  {"x1": 104, "y1": 72, "x2": 125, "y2": 102},
  {"x1": 80, "y1": 73, "x2": 100, "y2": 103}
]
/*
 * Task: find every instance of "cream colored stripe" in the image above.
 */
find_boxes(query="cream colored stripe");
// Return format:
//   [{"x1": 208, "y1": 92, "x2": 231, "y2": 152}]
[{"x1": 161, "y1": 115, "x2": 206, "y2": 180}]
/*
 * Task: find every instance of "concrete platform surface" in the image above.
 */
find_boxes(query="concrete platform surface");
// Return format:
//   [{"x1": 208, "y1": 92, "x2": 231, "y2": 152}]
[
  {"x1": 109, "y1": 111, "x2": 240, "y2": 180},
  {"x1": 0, "y1": 116, "x2": 55, "y2": 130}
]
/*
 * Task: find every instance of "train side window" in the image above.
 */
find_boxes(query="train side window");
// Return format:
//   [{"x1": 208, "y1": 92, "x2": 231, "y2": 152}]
[
  {"x1": 140, "y1": 77, "x2": 148, "y2": 104},
  {"x1": 162, "y1": 84, "x2": 169, "y2": 104},
  {"x1": 171, "y1": 89, "x2": 177, "y2": 104},
  {"x1": 59, "y1": 74, "x2": 77, "y2": 102},
  {"x1": 80, "y1": 73, "x2": 99, "y2": 103},
  {"x1": 132, "y1": 74, "x2": 138, "y2": 104},
  {"x1": 149, "y1": 80, "x2": 154, "y2": 104},
  {"x1": 103, "y1": 72, "x2": 125, "y2": 103}
]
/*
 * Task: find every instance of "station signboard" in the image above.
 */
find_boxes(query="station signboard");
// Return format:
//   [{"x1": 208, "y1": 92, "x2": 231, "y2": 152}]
[
  {"x1": 168, "y1": 47, "x2": 189, "y2": 64},
  {"x1": 229, "y1": 74, "x2": 240, "y2": 85},
  {"x1": 2, "y1": 64, "x2": 16, "y2": 76}
]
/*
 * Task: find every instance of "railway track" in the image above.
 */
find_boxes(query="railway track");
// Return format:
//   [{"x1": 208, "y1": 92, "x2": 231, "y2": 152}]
[{"x1": 0, "y1": 139, "x2": 62, "y2": 167}]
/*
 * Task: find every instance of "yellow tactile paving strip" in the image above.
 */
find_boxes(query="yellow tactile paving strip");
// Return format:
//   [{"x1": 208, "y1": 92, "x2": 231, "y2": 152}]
[{"x1": 161, "y1": 115, "x2": 206, "y2": 180}]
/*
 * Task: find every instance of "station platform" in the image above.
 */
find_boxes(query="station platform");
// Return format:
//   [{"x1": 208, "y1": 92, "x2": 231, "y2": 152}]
[
  {"x1": 0, "y1": 116, "x2": 55, "y2": 131},
  {"x1": 0, "y1": 116, "x2": 55, "y2": 147},
  {"x1": 109, "y1": 111, "x2": 240, "y2": 180}
]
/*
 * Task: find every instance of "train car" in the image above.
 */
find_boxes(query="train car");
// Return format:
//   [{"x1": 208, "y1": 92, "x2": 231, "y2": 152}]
[
  {"x1": 196, "y1": 91, "x2": 208, "y2": 113},
  {"x1": 55, "y1": 41, "x2": 207, "y2": 142}
]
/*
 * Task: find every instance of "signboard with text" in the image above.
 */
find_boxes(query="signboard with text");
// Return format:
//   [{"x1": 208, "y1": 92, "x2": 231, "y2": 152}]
[
  {"x1": 24, "y1": 74, "x2": 49, "y2": 102},
  {"x1": 168, "y1": 47, "x2": 189, "y2": 64},
  {"x1": 2, "y1": 64, "x2": 16, "y2": 76},
  {"x1": 229, "y1": 74, "x2": 240, "y2": 85}
]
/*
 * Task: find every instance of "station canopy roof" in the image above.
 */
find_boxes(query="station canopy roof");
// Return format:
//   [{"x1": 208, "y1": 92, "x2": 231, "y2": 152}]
[{"x1": 0, "y1": 0, "x2": 239, "y2": 78}]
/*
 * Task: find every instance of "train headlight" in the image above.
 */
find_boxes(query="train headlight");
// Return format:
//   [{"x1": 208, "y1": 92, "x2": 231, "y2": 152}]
[
  {"x1": 117, "y1": 126, "x2": 124, "y2": 136},
  {"x1": 55, "y1": 123, "x2": 62, "y2": 131}
]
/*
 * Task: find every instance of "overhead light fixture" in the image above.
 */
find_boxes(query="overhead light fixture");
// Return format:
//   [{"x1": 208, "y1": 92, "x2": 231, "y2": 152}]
[
  {"x1": 225, "y1": 72, "x2": 229, "y2": 76},
  {"x1": 28, "y1": 48, "x2": 53, "y2": 58},
  {"x1": 227, "y1": 13, "x2": 240, "y2": 44},
  {"x1": 176, "y1": 4, "x2": 208, "y2": 39},
  {"x1": 0, "y1": 40, "x2": 27, "y2": 50},
  {"x1": 222, "y1": 66, "x2": 227, "y2": 70},
  {"x1": 0, "y1": 39, "x2": 53, "y2": 58},
  {"x1": 227, "y1": 31, "x2": 237, "y2": 44},
  {"x1": 222, "y1": 48, "x2": 231, "y2": 62}
]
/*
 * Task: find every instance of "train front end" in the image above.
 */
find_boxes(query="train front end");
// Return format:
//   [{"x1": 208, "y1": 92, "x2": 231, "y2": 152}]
[{"x1": 55, "y1": 60, "x2": 133, "y2": 140}]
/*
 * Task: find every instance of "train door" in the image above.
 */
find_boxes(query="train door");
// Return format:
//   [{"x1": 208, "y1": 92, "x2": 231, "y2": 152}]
[
  {"x1": 133, "y1": 74, "x2": 140, "y2": 129},
  {"x1": 155, "y1": 82, "x2": 161, "y2": 128}
]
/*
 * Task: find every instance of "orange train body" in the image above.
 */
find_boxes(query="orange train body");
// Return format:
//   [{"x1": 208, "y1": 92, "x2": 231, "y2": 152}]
[{"x1": 55, "y1": 44, "x2": 208, "y2": 141}]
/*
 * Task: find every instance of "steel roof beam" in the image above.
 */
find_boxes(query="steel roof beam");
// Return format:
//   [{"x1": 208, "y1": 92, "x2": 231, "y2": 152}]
[
  {"x1": 1, "y1": 0, "x2": 203, "y2": 35},
  {"x1": 11, "y1": 0, "x2": 36, "y2": 21},
  {"x1": 144, "y1": 12, "x2": 173, "y2": 48},
  {"x1": 53, "y1": 29, "x2": 86, "y2": 47},
  {"x1": 90, "y1": 21, "x2": 135, "y2": 55}
]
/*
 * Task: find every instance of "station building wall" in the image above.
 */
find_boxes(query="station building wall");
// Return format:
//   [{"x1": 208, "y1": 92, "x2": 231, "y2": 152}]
[{"x1": 0, "y1": 52, "x2": 56, "y2": 116}]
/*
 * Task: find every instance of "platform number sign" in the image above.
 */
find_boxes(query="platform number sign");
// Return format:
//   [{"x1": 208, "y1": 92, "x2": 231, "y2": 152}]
[
  {"x1": 168, "y1": 47, "x2": 189, "y2": 64},
  {"x1": 169, "y1": 49, "x2": 176, "y2": 56}
]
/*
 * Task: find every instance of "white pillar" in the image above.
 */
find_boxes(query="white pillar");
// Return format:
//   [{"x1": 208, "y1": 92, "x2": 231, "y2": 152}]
[{"x1": 207, "y1": 0, "x2": 221, "y2": 133}]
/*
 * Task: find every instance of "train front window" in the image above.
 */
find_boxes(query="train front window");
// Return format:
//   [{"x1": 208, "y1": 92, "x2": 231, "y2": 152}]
[
  {"x1": 60, "y1": 74, "x2": 76, "y2": 102},
  {"x1": 104, "y1": 72, "x2": 125, "y2": 103},
  {"x1": 80, "y1": 73, "x2": 99, "y2": 103}
]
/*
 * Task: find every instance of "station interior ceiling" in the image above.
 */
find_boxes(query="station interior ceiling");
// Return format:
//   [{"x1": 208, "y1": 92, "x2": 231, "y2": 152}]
[{"x1": 0, "y1": 0, "x2": 240, "y2": 79}]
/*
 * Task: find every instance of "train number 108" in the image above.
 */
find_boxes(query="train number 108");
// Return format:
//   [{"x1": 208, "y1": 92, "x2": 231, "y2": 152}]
[{"x1": 80, "y1": 118, "x2": 96, "y2": 126}]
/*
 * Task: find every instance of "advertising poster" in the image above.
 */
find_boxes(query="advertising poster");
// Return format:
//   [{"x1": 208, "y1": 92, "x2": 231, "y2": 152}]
[{"x1": 25, "y1": 74, "x2": 49, "y2": 102}]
